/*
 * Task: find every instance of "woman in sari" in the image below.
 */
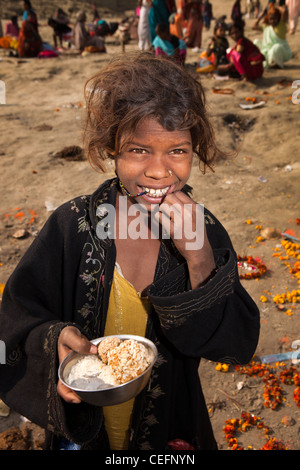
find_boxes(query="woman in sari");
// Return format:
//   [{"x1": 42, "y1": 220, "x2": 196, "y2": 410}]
[
  {"x1": 180, "y1": 0, "x2": 203, "y2": 50},
  {"x1": 152, "y1": 22, "x2": 187, "y2": 64},
  {"x1": 72, "y1": 11, "x2": 105, "y2": 53},
  {"x1": 225, "y1": 22, "x2": 265, "y2": 80},
  {"x1": 148, "y1": 0, "x2": 173, "y2": 42},
  {"x1": 18, "y1": 10, "x2": 42, "y2": 58},
  {"x1": 252, "y1": 4, "x2": 292, "y2": 68}
]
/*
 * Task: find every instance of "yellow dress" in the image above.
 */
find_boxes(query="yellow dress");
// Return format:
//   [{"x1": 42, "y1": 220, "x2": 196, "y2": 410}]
[{"x1": 103, "y1": 263, "x2": 151, "y2": 450}]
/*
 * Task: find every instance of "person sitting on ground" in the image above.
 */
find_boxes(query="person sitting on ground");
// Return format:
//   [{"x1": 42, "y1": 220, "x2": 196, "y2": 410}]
[
  {"x1": 206, "y1": 20, "x2": 229, "y2": 70},
  {"x1": 252, "y1": 3, "x2": 292, "y2": 68},
  {"x1": 223, "y1": 21, "x2": 265, "y2": 80},
  {"x1": 196, "y1": 19, "x2": 229, "y2": 73},
  {"x1": 72, "y1": 11, "x2": 105, "y2": 53},
  {"x1": 4, "y1": 15, "x2": 20, "y2": 37},
  {"x1": 152, "y1": 22, "x2": 187, "y2": 64},
  {"x1": 48, "y1": 8, "x2": 72, "y2": 49}
]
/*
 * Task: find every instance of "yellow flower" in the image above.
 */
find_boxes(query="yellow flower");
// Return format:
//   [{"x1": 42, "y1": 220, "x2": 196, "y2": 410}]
[
  {"x1": 216, "y1": 363, "x2": 229, "y2": 372},
  {"x1": 285, "y1": 309, "x2": 294, "y2": 316},
  {"x1": 260, "y1": 295, "x2": 268, "y2": 303}
]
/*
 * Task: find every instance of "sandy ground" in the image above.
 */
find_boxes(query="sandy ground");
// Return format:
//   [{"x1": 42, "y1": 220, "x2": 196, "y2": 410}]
[{"x1": 0, "y1": 0, "x2": 299, "y2": 451}]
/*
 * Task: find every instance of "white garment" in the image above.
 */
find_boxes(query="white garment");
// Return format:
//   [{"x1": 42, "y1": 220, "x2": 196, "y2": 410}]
[{"x1": 138, "y1": 1, "x2": 151, "y2": 50}]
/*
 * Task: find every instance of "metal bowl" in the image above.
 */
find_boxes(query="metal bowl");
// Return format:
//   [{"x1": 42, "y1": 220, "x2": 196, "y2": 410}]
[{"x1": 58, "y1": 335, "x2": 157, "y2": 407}]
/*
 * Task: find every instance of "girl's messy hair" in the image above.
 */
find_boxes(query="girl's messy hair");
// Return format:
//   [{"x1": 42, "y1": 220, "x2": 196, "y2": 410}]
[
  {"x1": 83, "y1": 51, "x2": 225, "y2": 173},
  {"x1": 263, "y1": 5, "x2": 281, "y2": 25}
]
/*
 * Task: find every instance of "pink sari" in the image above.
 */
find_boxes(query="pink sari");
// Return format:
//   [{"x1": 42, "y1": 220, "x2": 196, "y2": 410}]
[{"x1": 227, "y1": 37, "x2": 265, "y2": 80}]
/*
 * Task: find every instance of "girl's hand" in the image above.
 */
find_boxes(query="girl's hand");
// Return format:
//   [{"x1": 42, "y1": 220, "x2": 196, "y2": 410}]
[
  {"x1": 157, "y1": 191, "x2": 216, "y2": 289},
  {"x1": 57, "y1": 326, "x2": 98, "y2": 403}
]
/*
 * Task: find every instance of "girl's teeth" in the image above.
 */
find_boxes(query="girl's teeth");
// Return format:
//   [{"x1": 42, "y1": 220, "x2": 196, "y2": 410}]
[{"x1": 143, "y1": 187, "x2": 169, "y2": 197}]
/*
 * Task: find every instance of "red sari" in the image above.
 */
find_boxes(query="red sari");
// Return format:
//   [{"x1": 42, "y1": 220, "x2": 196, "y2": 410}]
[
  {"x1": 18, "y1": 17, "x2": 42, "y2": 58},
  {"x1": 227, "y1": 36, "x2": 265, "y2": 80}
]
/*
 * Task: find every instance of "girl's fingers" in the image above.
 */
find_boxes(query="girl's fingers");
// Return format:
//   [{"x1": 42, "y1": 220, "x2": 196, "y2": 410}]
[
  {"x1": 57, "y1": 379, "x2": 82, "y2": 404},
  {"x1": 58, "y1": 326, "x2": 98, "y2": 370}
]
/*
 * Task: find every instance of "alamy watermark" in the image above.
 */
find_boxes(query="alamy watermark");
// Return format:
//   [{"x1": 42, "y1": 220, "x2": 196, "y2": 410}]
[
  {"x1": 0, "y1": 80, "x2": 6, "y2": 105},
  {"x1": 0, "y1": 340, "x2": 6, "y2": 364},
  {"x1": 96, "y1": 196, "x2": 205, "y2": 250},
  {"x1": 291, "y1": 340, "x2": 300, "y2": 364},
  {"x1": 292, "y1": 80, "x2": 300, "y2": 104}
]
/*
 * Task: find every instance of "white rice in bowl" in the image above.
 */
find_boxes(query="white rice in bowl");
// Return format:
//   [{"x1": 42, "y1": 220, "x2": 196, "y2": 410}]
[{"x1": 66, "y1": 338, "x2": 154, "y2": 391}]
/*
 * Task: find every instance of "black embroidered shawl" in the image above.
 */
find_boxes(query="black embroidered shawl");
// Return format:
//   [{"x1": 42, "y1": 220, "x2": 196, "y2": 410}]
[{"x1": 0, "y1": 178, "x2": 260, "y2": 450}]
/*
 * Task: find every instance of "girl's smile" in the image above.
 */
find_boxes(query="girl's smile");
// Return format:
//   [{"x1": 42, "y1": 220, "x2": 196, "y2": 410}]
[{"x1": 115, "y1": 118, "x2": 193, "y2": 207}]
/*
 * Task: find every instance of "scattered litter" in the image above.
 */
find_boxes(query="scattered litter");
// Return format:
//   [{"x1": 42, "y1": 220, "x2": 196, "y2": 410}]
[
  {"x1": 213, "y1": 74, "x2": 229, "y2": 80},
  {"x1": 212, "y1": 87, "x2": 234, "y2": 95},
  {"x1": 260, "y1": 340, "x2": 300, "y2": 364},
  {"x1": 237, "y1": 381, "x2": 244, "y2": 391},
  {"x1": 239, "y1": 100, "x2": 265, "y2": 110},
  {"x1": 260, "y1": 227, "x2": 281, "y2": 240},
  {"x1": 12, "y1": 229, "x2": 30, "y2": 239},
  {"x1": 61, "y1": 102, "x2": 83, "y2": 109},
  {"x1": 284, "y1": 164, "x2": 292, "y2": 172},
  {"x1": 281, "y1": 232, "x2": 300, "y2": 242},
  {"x1": 258, "y1": 176, "x2": 267, "y2": 183},
  {"x1": 44, "y1": 198, "x2": 58, "y2": 212}
]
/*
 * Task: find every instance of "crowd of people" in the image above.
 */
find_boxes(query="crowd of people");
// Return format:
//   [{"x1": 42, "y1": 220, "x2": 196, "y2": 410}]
[
  {"x1": 0, "y1": 1, "x2": 298, "y2": 72},
  {"x1": 194, "y1": 0, "x2": 296, "y2": 79},
  {"x1": 0, "y1": 1, "x2": 108, "y2": 57},
  {"x1": 0, "y1": 0, "x2": 298, "y2": 454}
]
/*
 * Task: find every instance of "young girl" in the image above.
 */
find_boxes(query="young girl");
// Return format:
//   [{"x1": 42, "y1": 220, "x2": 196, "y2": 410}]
[
  {"x1": 252, "y1": 3, "x2": 292, "y2": 68},
  {"x1": 152, "y1": 22, "x2": 187, "y2": 64},
  {"x1": 0, "y1": 52, "x2": 260, "y2": 451},
  {"x1": 224, "y1": 22, "x2": 265, "y2": 80},
  {"x1": 201, "y1": 20, "x2": 230, "y2": 73}
]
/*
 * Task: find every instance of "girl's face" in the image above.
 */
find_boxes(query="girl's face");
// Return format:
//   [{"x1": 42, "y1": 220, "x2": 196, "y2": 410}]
[
  {"x1": 268, "y1": 13, "x2": 280, "y2": 27},
  {"x1": 230, "y1": 27, "x2": 242, "y2": 41},
  {"x1": 216, "y1": 25, "x2": 226, "y2": 37},
  {"x1": 115, "y1": 118, "x2": 193, "y2": 209}
]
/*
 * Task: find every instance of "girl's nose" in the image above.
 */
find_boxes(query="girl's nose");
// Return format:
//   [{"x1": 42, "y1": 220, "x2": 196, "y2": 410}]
[{"x1": 144, "y1": 156, "x2": 170, "y2": 180}]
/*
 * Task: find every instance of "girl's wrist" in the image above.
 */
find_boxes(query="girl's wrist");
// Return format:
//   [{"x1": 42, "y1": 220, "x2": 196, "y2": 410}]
[{"x1": 187, "y1": 257, "x2": 216, "y2": 289}]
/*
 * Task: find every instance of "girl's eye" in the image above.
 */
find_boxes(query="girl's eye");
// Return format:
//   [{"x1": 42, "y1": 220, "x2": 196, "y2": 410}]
[
  {"x1": 129, "y1": 148, "x2": 148, "y2": 154},
  {"x1": 169, "y1": 149, "x2": 186, "y2": 155}
]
